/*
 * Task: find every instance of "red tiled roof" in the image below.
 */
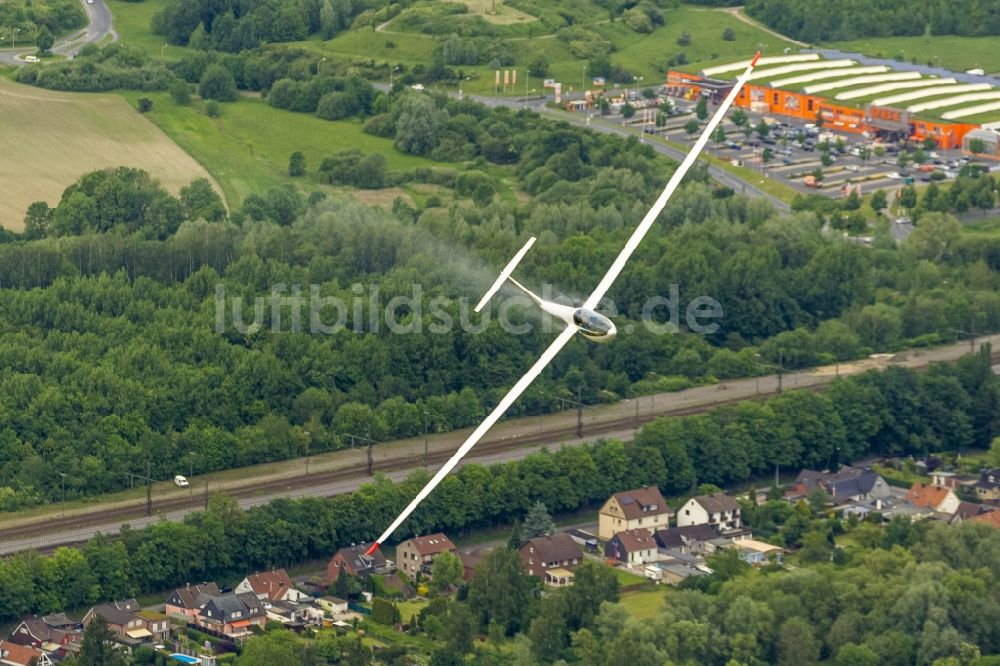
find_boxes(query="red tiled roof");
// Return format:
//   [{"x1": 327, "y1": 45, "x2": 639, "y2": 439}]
[
  {"x1": 906, "y1": 483, "x2": 951, "y2": 509},
  {"x1": 609, "y1": 487, "x2": 669, "y2": 520},
  {"x1": 404, "y1": 533, "x2": 456, "y2": 556},
  {"x1": 971, "y1": 509, "x2": 1000, "y2": 528},
  {"x1": 245, "y1": 569, "x2": 294, "y2": 602},
  {"x1": 612, "y1": 528, "x2": 657, "y2": 553},
  {"x1": 0, "y1": 640, "x2": 45, "y2": 666}
]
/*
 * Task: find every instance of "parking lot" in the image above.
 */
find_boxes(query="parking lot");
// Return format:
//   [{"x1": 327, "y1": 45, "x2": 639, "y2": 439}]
[{"x1": 618, "y1": 93, "x2": 987, "y2": 200}]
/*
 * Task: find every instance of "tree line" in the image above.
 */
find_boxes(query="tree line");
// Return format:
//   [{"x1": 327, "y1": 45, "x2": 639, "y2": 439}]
[
  {"x1": 0, "y1": 354, "x2": 995, "y2": 625},
  {"x1": 746, "y1": 0, "x2": 1000, "y2": 42}
]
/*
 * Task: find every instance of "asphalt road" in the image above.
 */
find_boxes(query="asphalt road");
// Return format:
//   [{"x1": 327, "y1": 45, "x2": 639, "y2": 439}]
[
  {"x1": 0, "y1": 0, "x2": 116, "y2": 66},
  {"x1": 2, "y1": 334, "x2": 996, "y2": 555}
]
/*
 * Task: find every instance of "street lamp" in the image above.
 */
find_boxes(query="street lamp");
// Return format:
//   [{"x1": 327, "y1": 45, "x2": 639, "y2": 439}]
[
  {"x1": 303, "y1": 430, "x2": 311, "y2": 475},
  {"x1": 421, "y1": 409, "x2": 444, "y2": 469},
  {"x1": 13, "y1": 28, "x2": 20, "y2": 49},
  {"x1": 161, "y1": 43, "x2": 167, "y2": 59},
  {"x1": 59, "y1": 472, "x2": 66, "y2": 503}
]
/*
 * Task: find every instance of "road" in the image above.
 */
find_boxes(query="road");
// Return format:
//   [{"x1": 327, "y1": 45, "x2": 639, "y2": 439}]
[
  {"x1": 1, "y1": 334, "x2": 996, "y2": 555},
  {"x1": 0, "y1": 0, "x2": 116, "y2": 67}
]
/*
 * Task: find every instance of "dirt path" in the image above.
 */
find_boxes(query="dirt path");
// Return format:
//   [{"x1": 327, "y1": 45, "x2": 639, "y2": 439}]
[{"x1": 721, "y1": 6, "x2": 809, "y2": 48}]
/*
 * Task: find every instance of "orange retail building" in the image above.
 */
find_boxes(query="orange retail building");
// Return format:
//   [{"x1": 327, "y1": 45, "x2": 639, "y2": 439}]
[{"x1": 667, "y1": 70, "x2": 979, "y2": 150}]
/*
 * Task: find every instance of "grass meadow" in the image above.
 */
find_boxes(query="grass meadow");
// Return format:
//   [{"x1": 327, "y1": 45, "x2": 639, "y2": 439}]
[{"x1": 121, "y1": 93, "x2": 445, "y2": 208}]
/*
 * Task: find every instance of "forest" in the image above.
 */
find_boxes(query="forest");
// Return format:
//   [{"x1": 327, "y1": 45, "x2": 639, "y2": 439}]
[
  {"x1": 0, "y1": 352, "x2": 998, "y2": 663},
  {"x1": 2, "y1": 90, "x2": 1000, "y2": 507},
  {"x1": 745, "y1": 0, "x2": 1000, "y2": 42}
]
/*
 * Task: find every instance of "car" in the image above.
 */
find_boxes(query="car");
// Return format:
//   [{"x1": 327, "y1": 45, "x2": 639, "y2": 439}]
[
  {"x1": 782, "y1": 157, "x2": 793, "y2": 164},
  {"x1": 174, "y1": 475, "x2": 190, "y2": 487},
  {"x1": 726, "y1": 141, "x2": 741, "y2": 149},
  {"x1": 643, "y1": 126, "x2": 656, "y2": 134},
  {"x1": 410, "y1": 84, "x2": 425, "y2": 91},
  {"x1": 844, "y1": 164, "x2": 861, "y2": 172},
  {"x1": 886, "y1": 172, "x2": 902, "y2": 179},
  {"x1": 895, "y1": 217, "x2": 911, "y2": 225},
  {"x1": 23, "y1": 55, "x2": 39, "y2": 63},
  {"x1": 928, "y1": 151, "x2": 939, "y2": 159}
]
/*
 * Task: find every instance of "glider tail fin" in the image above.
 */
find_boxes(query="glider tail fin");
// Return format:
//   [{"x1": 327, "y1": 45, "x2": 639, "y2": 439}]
[{"x1": 474, "y1": 236, "x2": 537, "y2": 313}]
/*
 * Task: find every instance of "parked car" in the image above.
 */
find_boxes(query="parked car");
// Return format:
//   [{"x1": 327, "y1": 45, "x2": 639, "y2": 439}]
[
  {"x1": 845, "y1": 164, "x2": 861, "y2": 171},
  {"x1": 886, "y1": 172, "x2": 902, "y2": 179},
  {"x1": 174, "y1": 475, "x2": 190, "y2": 487}
]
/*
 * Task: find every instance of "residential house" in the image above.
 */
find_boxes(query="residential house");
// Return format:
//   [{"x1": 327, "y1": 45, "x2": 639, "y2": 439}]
[
  {"x1": 314, "y1": 597, "x2": 349, "y2": 616},
  {"x1": 734, "y1": 539, "x2": 783, "y2": 565},
  {"x1": 396, "y1": 533, "x2": 456, "y2": 581},
  {"x1": 653, "y1": 524, "x2": 719, "y2": 556},
  {"x1": 605, "y1": 528, "x2": 660, "y2": 566},
  {"x1": 165, "y1": 583, "x2": 222, "y2": 619},
  {"x1": 519, "y1": 533, "x2": 584, "y2": 585},
  {"x1": 950, "y1": 501, "x2": 990, "y2": 524},
  {"x1": 975, "y1": 468, "x2": 1000, "y2": 501},
  {"x1": 0, "y1": 641, "x2": 52, "y2": 666},
  {"x1": 326, "y1": 543, "x2": 389, "y2": 582},
  {"x1": 195, "y1": 593, "x2": 267, "y2": 638},
  {"x1": 136, "y1": 612, "x2": 170, "y2": 644},
  {"x1": 235, "y1": 568, "x2": 307, "y2": 603},
  {"x1": 971, "y1": 509, "x2": 1000, "y2": 528},
  {"x1": 676, "y1": 493, "x2": 742, "y2": 531},
  {"x1": 8, "y1": 615, "x2": 81, "y2": 657},
  {"x1": 906, "y1": 483, "x2": 961, "y2": 515},
  {"x1": 786, "y1": 467, "x2": 891, "y2": 506},
  {"x1": 83, "y1": 600, "x2": 156, "y2": 646},
  {"x1": 598, "y1": 487, "x2": 671, "y2": 540},
  {"x1": 457, "y1": 548, "x2": 488, "y2": 582}
]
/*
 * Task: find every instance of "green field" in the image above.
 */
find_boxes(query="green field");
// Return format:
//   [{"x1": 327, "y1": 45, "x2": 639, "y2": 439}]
[
  {"x1": 121, "y1": 93, "x2": 442, "y2": 208},
  {"x1": 0, "y1": 78, "x2": 216, "y2": 231},
  {"x1": 826, "y1": 35, "x2": 1000, "y2": 75},
  {"x1": 106, "y1": 0, "x2": 188, "y2": 59},
  {"x1": 619, "y1": 587, "x2": 666, "y2": 620},
  {"x1": 300, "y1": 6, "x2": 797, "y2": 96}
]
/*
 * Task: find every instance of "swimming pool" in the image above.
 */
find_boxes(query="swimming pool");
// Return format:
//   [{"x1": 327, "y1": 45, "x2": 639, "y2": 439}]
[{"x1": 169, "y1": 655, "x2": 201, "y2": 665}]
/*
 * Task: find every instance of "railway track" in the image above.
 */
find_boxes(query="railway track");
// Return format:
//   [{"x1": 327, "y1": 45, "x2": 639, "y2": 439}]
[
  {"x1": 0, "y1": 389, "x2": 782, "y2": 547},
  {"x1": 2, "y1": 344, "x2": 997, "y2": 553}
]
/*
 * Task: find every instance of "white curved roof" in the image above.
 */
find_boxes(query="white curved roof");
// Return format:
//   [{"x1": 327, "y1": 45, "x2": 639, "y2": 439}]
[
  {"x1": 873, "y1": 83, "x2": 992, "y2": 106},
  {"x1": 748, "y1": 59, "x2": 855, "y2": 81},
  {"x1": 908, "y1": 91, "x2": 1000, "y2": 113},
  {"x1": 835, "y1": 78, "x2": 956, "y2": 100},
  {"x1": 768, "y1": 66, "x2": 888, "y2": 87},
  {"x1": 701, "y1": 53, "x2": 818, "y2": 78},
  {"x1": 943, "y1": 100, "x2": 1000, "y2": 119},
  {"x1": 804, "y1": 71, "x2": 921, "y2": 94}
]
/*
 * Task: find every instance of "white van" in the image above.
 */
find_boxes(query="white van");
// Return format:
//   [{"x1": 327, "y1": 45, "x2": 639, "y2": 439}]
[{"x1": 23, "y1": 55, "x2": 39, "y2": 63}]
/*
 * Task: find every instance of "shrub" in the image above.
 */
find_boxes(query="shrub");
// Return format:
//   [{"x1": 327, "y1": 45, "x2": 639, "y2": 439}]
[
  {"x1": 288, "y1": 151, "x2": 306, "y2": 177},
  {"x1": 199, "y1": 64, "x2": 238, "y2": 102},
  {"x1": 722, "y1": 27, "x2": 736, "y2": 41},
  {"x1": 169, "y1": 79, "x2": 191, "y2": 105},
  {"x1": 205, "y1": 100, "x2": 221, "y2": 117},
  {"x1": 138, "y1": 98, "x2": 154, "y2": 112}
]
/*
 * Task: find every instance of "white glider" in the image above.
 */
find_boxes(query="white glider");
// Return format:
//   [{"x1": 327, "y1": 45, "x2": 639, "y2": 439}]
[{"x1": 366, "y1": 51, "x2": 762, "y2": 556}]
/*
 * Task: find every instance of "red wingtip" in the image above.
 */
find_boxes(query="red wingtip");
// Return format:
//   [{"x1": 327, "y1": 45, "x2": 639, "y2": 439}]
[
  {"x1": 365, "y1": 542, "x2": 380, "y2": 556},
  {"x1": 751, "y1": 51, "x2": 762, "y2": 67}
]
